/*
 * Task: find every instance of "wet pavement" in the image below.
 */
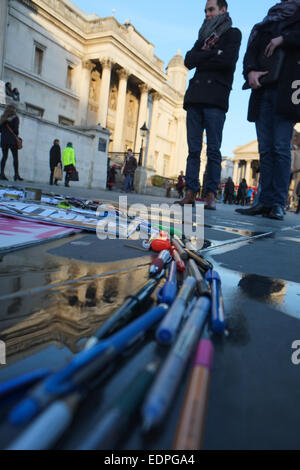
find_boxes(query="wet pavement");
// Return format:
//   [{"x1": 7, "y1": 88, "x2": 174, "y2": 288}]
[{"x1": 0, "y1": 184, "x2": 300, "y2": 450}]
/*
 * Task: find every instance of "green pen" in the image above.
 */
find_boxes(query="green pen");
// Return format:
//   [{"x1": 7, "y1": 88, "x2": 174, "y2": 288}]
[{"x1": 77, "y1": 361, "x2": 160, "y2": 450}]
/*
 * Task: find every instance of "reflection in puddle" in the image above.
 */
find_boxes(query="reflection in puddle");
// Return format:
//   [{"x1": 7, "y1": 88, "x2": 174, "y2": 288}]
[
  {"x1": 0, "y1": 242, "x2": 152, "y2": 365},
  {"x1": 210, "y1": 263, "x2": 300, "y2": 321}
]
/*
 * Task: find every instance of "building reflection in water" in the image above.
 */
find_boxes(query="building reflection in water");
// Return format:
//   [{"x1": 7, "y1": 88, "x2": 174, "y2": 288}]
[{"x1": 0, "y1": 245, "x2": 151, "y2": 363}]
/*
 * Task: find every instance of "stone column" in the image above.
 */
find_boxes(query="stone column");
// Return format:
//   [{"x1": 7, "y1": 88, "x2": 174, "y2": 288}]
[
  {"x1": 98, "y1": 58, "x2": 112, "y2": 128},
  {"x1": 147, "y1": 92, "x2": 161, "y2": 168},
  {"x1": 0, "y1": 0, "x2": 8, "y2": 80},
  {"x1": 77, "y1": 60, "x2": 93, "y2": 126},
  {"x1": 134, "y1": 84, "x2": 149, "y2": 154},
  {"x1": 233, "y1": 161, "x2": 239, "y2": 185},
  {"x1": 112, "y1": 68, "x2": 130, "y2": 152},
  {"x1": 245, "y1": 161, "x2": 252, "y2": 186}
]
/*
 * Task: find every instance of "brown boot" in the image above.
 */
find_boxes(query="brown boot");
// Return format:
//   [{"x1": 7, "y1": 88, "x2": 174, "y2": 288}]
[
  {"x1": 175, "y1": 189, "x2": 195, "y2": 207},
  {"x1": 204, "y1": 192, "x2": 216, "y2": 210}
]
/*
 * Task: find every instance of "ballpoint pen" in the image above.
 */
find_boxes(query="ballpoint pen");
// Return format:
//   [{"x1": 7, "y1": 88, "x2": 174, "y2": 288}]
[
  {"x1": 157, "y1": 261, "x2": 177, "y2": 306},
  {"x1": 205, "y1": 270, "x2": 227, "y2": 334},
  {"x1": 156, "y1": 276, "x2": 196, "y2": 345},
  {"x1": 142, "y1": 296, "x2": 211, "y2": 431},
  {"x1": 77, "y1": 361, "x2": 160, "y2": 450},
  {"x1": 9, "y1": 304, "x2": 169, "y2": 426},
  {"x1": 85, "y1": 275, "x2": 162, "y2": 348},
  {"x1": 187, "y1": 259, "x2": 210, "y2": 298}
]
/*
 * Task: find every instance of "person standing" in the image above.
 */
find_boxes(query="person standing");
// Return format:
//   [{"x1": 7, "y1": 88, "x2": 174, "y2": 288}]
[
  {"x1": 123, "y1": 152, "x2": 137, "y2": 193},
  {"x1": 176, "y1": 171, "x2": 186, "y2": 198},
  {"x1": 0, "y1": 105, "x2": 23, "y2": 181},
  {"x1": 296, "y1": 180, "x2": 300, "y2": 213},
  {"x1": 62, "y1": 142, "x2": 76, "y2": 188},
  {"x1": 176, "y1": 0, "x2": 241, "y2": 209},
  {"x1": 237, "y1": 0, "x2": 300, "y2": 220},
  {"x1": 49, "y1": 139, "x2": 62, "y2": 186},
  {"x1": 107, "y1": 164, "x2": 117, "y2": 191},
  {"x1": 223, "y1": 176, "x2": 235, "y2": 204}
]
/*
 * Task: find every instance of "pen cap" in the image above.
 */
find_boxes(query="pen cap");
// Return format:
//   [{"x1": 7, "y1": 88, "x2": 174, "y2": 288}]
[{"x1": 194, "y1": 339, "x2": 214, "y2": 370}]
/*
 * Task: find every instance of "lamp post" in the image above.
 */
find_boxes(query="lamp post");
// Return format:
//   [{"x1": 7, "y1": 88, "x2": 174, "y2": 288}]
[{"x1": 138, "y1": 122, "x2": 149, "y2": 166}]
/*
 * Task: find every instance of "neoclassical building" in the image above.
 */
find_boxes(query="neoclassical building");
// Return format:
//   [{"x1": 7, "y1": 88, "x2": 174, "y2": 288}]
[{"x1": 0, "y1": 0, "x2": 207, "y2": 184}]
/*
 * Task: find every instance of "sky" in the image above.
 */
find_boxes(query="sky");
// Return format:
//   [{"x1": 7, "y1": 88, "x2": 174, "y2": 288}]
[{"x1": 72, "y1": 0, "x2": 278, "y2": 157}]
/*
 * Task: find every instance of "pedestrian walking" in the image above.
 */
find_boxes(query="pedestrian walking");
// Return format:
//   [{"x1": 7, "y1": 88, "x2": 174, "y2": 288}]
[
  {"x1": 0, "y1": 104, "x2": 23, "y2": 181},
  {"x1": 175, "y1": 0, "x2": 241, "y2": 209},
  {"x1": 237, "y1": 0, "x2": 300, "y2": 220},
  {"x1": 49, "y1": 139, "x2": 62, "y2": 186},
  {"x1": 62, "y1": 142, "x2": 76, "y2": 188}
]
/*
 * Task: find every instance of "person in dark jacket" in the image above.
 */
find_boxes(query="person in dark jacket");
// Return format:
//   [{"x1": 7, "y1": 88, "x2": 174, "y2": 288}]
[
  {"x1": 237, "y1": 0, "x2": 300, "y2": 221},
  {"x1": 5, "y1": 82, "x2": 13, "y2": 98},
  {"x1": 107, "y1": 164, "x2": 117, "y2": 191},
  {"x1": 49, "y1": 139, "x2": 62, "y2": 185},
  {"x1": 0, "y1": 105, "x2": 23, "y2": 181},
  {"x1": 236, "y1": 178, "x2": 248, "y2": 205},
  {"x1": 123, "y1": 153, "x2": 137, "y2": 193},
  {"x1": 296, "y1": 180, "x2": 300, "y2": 213},
  {"x1": 223, "y1": 176, "x2": 235, "y2": 203},
  {"x1": 175, "y1": 0, "x2": 241, "y2": 209}
]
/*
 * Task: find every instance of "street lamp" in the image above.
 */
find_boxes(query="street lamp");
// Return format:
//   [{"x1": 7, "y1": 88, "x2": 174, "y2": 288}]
[{"x1": 138, "y1": 122, "x2": 149, "y2": 166}]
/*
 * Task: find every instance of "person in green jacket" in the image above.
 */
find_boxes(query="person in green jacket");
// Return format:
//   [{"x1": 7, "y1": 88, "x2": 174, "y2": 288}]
[{"x1": 62, "y1": 142, "x2": 76, "y2": 187}]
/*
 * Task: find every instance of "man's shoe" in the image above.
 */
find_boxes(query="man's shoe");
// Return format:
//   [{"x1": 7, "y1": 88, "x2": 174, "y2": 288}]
[
  {"x1": 0, "y1": 173, "x2": 8, "y2": 181},
  {"x1": 204, "y1": 192, "x2": 216, "y2": 211},
  {"x1": 65, "y1": 183, "x2": 70, "y2": 187},
  {"x1": 174, "y1": 189, "x2": 195, "y2": 207},
  {"x1": 235, "y1": 203, "x2": 270, "y2": 216},
  {"x1": 14, "y1": 175, "x2": 23, "y2": 181},
  {"x1": 268, "y1": 205, "x2": 284, "y2": 220}
]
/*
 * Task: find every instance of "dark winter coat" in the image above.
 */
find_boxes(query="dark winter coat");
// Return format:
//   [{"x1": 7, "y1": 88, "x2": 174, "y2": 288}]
[
  {"x1": 225, "y1": 179, "x2": 234, "y2": 195},
  {"x1": 184, "y1": 27, "x2": 242, "y2": 113},
  {"x1": 50, "y1": 144, "x2": 62, "y2": 169},
  {"x1": 0, "y1": 116, "x2": 19, "y2": 149},
  {"x1": 123, "y1": 156, "x2": 137, "y2": 176},
  {"x1": 243, "y1": 8, "x2": 300, "y2": 122}
]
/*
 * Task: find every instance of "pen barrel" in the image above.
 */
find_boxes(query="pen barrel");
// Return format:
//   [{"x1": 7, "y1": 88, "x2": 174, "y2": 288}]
[
  {"x1": 172, "y1": 239, "x2": 188, "y2": 260},
  {"x1": 7, "y1": 399, "x2": 75, "y2": 450},
  {"x1": 156, "y1": 277, "x2": 196, "y2": 344},
  {"x1": 205, "y1": 270, "x2": 226, "y2": 334},
  {"x1": 173, "y1": 367, "x2": 211, "y2": 451},
  {"x1": 172, "y1": 248, "x2": 186, "y2": 272},
  {"x1": 143, "y1": 297, "x2": 210, "y2": 430},
  {"x1": 188, "y1": 260, "x2": 210, "y2": 298},
  {"x1": 185, "y1": 249, "x2": 213, "y2": 273}
]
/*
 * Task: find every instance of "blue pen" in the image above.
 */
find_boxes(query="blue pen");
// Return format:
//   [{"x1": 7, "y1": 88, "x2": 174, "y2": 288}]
[
  {"x1": 156, "y1": 276, "x2": 196, "y2": 345},
  {"x1": 157, "y1": 261, "x2": 177, "y2": 306},
  {"x1": 9, "y1": 304, "x2": 169, "y2": 426},
  {"x1": 205, "y1": 270, "x2": 227, "y2": 334},
  {"x1": 142, "y1": 296, "x2": 211, "y2": 431},
  {"x1": 0, "y1": 369, "x2": 52, "y2": 400}
]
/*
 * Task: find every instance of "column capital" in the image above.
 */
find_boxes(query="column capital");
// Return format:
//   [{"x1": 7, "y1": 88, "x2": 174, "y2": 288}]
[
  {"x1": 151, "y1": 91, "x2": 161, "y2": 102},
  {"x1": 117, "y1": 68, "x2": 130, "y2": 80},
  {"x1": 82, "y1": 60, "x2": 94, "y2": 71},
  {"x1": 138, "y1": 83, "x2": 150, "y2": 95},
  {"x1": 100, "y1": 58, "x2": 113, "y2": 70}
]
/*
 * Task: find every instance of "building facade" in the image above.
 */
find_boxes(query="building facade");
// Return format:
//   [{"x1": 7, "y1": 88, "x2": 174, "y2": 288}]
[{"x1": 0, "y1": 0, "x2": 208, "y2": 187}]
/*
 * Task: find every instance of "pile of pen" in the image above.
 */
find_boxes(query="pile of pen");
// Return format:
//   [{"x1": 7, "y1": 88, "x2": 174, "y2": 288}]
[{"x1": 0, "y1": 233, "x2": 228, "y2": 451}]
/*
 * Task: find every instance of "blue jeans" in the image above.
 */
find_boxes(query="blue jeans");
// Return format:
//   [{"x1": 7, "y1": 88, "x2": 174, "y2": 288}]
[
  {"x1": 186, "y1": 104, "x2": 226, "y2": 195},
  {"x1": 123, "y1": 174, "x2": 133, "y2": 192},
  {"x1": 255, "y1": 87, "x2": 294, "y2": 208}
]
